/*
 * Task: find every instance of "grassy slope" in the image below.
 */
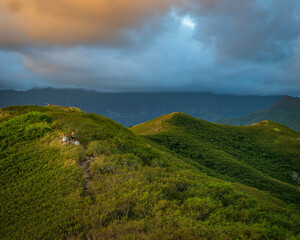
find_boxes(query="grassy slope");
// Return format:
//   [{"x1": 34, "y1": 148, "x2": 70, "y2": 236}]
[
  {"x1": 131, "y1": 113, "x2": 300, "y2": 204},
  {"x1": 1, "y1": 106, "x2": 300, "y2": 239}
]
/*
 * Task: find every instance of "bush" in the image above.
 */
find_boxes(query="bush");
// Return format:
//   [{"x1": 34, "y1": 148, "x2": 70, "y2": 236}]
[{"x1": 86, "y1": 140, "x2": 113, "y2": 156}]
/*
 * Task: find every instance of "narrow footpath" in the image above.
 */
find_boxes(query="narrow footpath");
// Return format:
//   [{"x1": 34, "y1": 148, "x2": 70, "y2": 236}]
[{"x1": 79, "y1": 156, "x2": 95, "y2": 197}]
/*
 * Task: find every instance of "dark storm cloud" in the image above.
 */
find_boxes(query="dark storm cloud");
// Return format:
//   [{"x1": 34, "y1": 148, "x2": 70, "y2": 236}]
[
  {"x1": 0, "y1": 0, "x2": 299, "y2": 95},
  {"x1": 182, "y1": 0, "x2": 300, "y2": 62}
]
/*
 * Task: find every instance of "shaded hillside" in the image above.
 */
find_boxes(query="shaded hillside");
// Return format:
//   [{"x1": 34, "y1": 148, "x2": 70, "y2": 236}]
[
  {"x1": 218, "y1": 95, "x2": 300, "y2": 132},
  {"x1": 1, "y1": 106, "x2": 300, "y2": 239},
  {"x1": 0, "y1": 88, "x2": 280, "y2": 127},
  {"x1": 131, "y1": 113, "x2": 300, "y2": 204}
]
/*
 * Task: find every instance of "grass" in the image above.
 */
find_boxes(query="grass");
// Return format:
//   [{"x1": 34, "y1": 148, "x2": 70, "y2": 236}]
[
  {"x1": 0, "y1": 106, "x2": 299, "y2": 239},
  {"x1": 131, "y1": 112, "x2": 300, "y2": 204}
]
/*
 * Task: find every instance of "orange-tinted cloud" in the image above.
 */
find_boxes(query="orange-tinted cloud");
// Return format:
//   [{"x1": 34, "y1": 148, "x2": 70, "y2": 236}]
[{"x1": 0, "y1": 0, "x2": 174, "y2": 47}]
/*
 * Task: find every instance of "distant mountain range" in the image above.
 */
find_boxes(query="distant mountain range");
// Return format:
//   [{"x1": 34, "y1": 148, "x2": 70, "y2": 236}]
[
  {"x1": 218, "y1": 95, "x2": 300, "y2": 132},
  {"x1": 0, "y1": 88, "x2": 280, "y2": 127}
]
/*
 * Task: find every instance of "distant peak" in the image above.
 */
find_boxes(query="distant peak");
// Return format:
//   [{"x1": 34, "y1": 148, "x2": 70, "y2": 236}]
[{"x1": 274, "y1": 95, "x2": 300, "y2": 108}]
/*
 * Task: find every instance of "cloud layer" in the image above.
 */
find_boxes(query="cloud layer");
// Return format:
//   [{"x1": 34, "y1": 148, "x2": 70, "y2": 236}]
[
  {"x1": 0, "y1": 0, "x2": 299, "y2": 95},
  {"x1": 0, "y1": 0, "x2": 174, "y2": 47}
]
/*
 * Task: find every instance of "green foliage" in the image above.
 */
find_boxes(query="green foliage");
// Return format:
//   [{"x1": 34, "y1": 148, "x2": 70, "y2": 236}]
[
  {"x1": 132, "y1": 112, "x2": 300, "y2": 204},
  {"x1": 1, "y1": 106, "x2": 300, "y2": 239},
  {"x1": 0, "y1": 112, "x2": 52, "y2": 153},
  {"x1": 87, "y1": 140, "x2": 114, "y2": 156},
  {"x1": 0, "y1": 111, "x2": 84, "y2": 239}
]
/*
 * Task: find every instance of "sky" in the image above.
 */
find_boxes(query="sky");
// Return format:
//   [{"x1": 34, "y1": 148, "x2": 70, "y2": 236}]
[{"x1": 0, "y1": 0, "x2": 300, "y2": 95}]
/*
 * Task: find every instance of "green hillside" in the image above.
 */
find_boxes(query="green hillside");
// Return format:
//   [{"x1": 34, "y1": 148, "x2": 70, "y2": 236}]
[
  {"x1": 131, "y1": 112, "x2": 300, "y2": 204},
  {"x1": 218, "y1": 95, "x2": 300, "y2": 132},
  {"x1": 1, "y1": 106, "x2": 300, "y2": 239}
]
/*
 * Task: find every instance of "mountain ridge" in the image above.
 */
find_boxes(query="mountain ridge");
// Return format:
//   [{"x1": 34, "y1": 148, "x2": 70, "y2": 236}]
[
  {"x1": 274, "y1": 95, "x2": 300, "y2": 107},
  {"x1": 1, "y1": 105, "x2": 299, "y2": 239},
  {"x1": 0, "y1": 88, "x2": 280, "y2": 127},
  {"x1": 217, "y1": 95, "x2": 300, "y2": 131},
  {"x1": 131, "y1": 112, "x2": 300, "y2": 204}
]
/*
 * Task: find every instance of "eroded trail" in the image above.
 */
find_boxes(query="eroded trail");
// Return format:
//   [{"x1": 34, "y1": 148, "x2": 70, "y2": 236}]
[{"x1": 79, "y1": 156, "x2": 95, "y2": 197}]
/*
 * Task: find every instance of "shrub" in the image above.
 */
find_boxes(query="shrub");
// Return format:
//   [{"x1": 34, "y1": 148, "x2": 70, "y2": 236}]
[{"x1": 86, "y1": 140, "x2": 113, "y2": 156}]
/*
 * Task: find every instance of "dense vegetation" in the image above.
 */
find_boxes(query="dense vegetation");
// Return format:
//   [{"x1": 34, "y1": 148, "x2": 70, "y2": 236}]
[
  {"x1": 218, "y1": 95, "x2": 300, "y2": 132},
  {"x1": 1, "y1": 106, "x2": 299, "y2": 239},
  {"x1": 0, "y1": 88, "x2": 279, "y2": 126},
  {"x1": 131, "y1": 112, "x2": 300, "y2": 204}
]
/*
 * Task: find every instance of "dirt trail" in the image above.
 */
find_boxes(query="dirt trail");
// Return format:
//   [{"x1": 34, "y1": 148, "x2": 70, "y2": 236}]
[{"x1": 79, "y1": 156, "x2": 94, "y2": 197}]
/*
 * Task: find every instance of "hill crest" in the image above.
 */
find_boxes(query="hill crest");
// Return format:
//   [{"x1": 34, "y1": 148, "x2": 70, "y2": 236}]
[
  {"x1": 132, "y1": 111, "x2": 297, "y2": 136},
  {"x1": 1, "y1": 105, "x2": 300, "y2": 239},
  {"x1": 132, "y1": 112, "x2": 300, "y2": 205}
]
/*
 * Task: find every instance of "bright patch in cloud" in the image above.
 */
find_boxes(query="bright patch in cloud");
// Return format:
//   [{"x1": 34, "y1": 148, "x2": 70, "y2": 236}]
[{"x1": 181, "y1": 16, "x2": 196, "y2": 29}]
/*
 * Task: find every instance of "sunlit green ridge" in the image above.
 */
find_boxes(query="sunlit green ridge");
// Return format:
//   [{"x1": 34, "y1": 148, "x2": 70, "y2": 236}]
[
  {"x1": 1, "y1": 106, "x2": 299, "y2": 239},
  {"x1": 131, "y1": 112, "x2": 300, "y2": 203}
]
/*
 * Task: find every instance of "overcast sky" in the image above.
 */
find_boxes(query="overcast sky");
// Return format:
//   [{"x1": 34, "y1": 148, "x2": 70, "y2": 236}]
[{"x1": 0, "y1": 0, "x2": 300, "y2": 95}]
